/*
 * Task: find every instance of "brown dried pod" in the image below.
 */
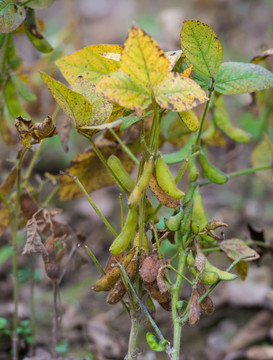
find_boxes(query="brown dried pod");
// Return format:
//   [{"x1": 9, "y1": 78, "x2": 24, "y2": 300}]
[
  {"x1": 149, "y1": 174, "x2": 180, "y2": 208},
  {"x1": 139, "y1": 251, "x2": 164, "y2": 284},
  {"x1": 42, "y1": 236, "x2": 60, "y2": 280},
  {"x1": 189, "y1": 285, "x2": 200, "y2": 325},
  {"x1": 106, "y1": 257, "x2": 138, "y2": 304},
  {"x1": 92, "y1": 249, "x2": 135, "y2": 292},
  {"x1": 144, "y1": 281, "x2": 171, "y2": 311},
  {"x1": 104, "y1": 253, "x2": 123, "y2": 274},
  {"x1": 157, "y1": 266, "x2": 168, "y2": 294},
  {"x1": 197, "y1": 280, "x2": 214, "y2": 315},
  {"x1": 194, "y1": 240, "x2": 206, "y2": 272}
]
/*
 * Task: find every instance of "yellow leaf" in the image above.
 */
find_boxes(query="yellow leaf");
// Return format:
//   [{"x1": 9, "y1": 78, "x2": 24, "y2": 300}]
[
  {"x1": 55, "y1": 44, "x2": 122, "y2": 85},
  {"x1": 120, "y1": 25, "x2": 169, "y2": 89},
  {"x1": 40, "y1": 72, "x2": 93, "y2": 129},
  {"x1": 71, "y1": 77, "x2": 113, "y2": 136},
  {"x1": 58, "y1": 139, "x2": 135, "y2": 200},
  {"x1": 97, "y1": 70, "x2": 151, "y2": 117},
  {"x1": 154, "y1": 73, "x2": 208, "y2": 112}
]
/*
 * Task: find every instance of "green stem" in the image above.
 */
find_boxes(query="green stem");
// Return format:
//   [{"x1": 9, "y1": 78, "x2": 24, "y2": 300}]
[
  {"x1": 148, "y1": 99, "x2": 159, "y2": 151},
  {"x1": 108, "y1": 128, "x2": 139, "y2": 165},
  {"x1": 165, "y1": 265, "x2": 193, "y2": 285},
  {"x1": 199, "y1": 164, "x2": 273, "y2": 187},
  {"x1": 15, "y1": 147, "x2": 28, "y2": 216},
  {"x1": 60, "y1": 171, "x2": 117, "y2": 237},
  {"x1": 152, "y1": 222, "x2": 161, "y2": 259},
  {"x1": 23, "y1": 140, "x2": 45, "y2": 183},
  {"x1": 29, "y1": 255, "x2": 36, "y2": 356},
  {"x1": 52, "y1": 281, "x2": 57, "y2": 359},
  {"x1": 11, "y1": 213, "x2": 18, "y2": 360},
  {"x1": 42, "y1": 185, "x2": 59, "y2": 207},
  {"x1": 201, "y1": 247, "x2": 220, "y2": 252},
  {"x1": 228, "y1": 164, "x2": 273, "y2": 178},
  {"x1": 119, "y1": 193, "x2": 124, "y2": 228},
  {"x1": 77, "y1": 244, "x2": 104, "y2": 274},
  {"x1": 193, "y1": 86, "x2": 214, "y2": 152},
  {"x1": 171, "y1": 231, "x2": 187, "y2": 360}
]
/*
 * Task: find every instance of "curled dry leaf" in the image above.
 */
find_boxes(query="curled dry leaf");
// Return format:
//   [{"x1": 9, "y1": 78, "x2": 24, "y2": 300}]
[
  {"x1": 205, "y1": 219, "x2": 228, "y2": 231},
  {"x1": 0, "y1": 207, "x2": 10, "y2": 236},
  {"x1": 157, "y1": 266, "x2": 168, "y2": 294},
  {"x1": 42, "y1": 235, "x2": 60, "y2": 280},
  {"x1": 55, "y1": 114, "x2": 72, "y2": 152},
  {"x1": 23, "y1": 213, "x2": 47, "y2": 256},
  {"x1": 0, "y1": 166, "x2": 17, "y2": 199},
  {"x1": 15, "y1": 116, "x2": 57, "y2": 148}
]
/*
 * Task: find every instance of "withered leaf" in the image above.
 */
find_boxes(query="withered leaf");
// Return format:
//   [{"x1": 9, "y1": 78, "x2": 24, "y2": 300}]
[
  {"x1": 58, "y1": 139, "x2": 135, "y2": 200},
  {"x1": 55, "y1": 114, "x2": 72, "y2": 152},
  {"x1": 0, "y1": 166, "x2": 17, "y2": 198},
  {"x1": 233, "y1": 259, "x2": 248, "y2": 280},
  {"x1": 205, "y1": 219, "x2": 228, "y2": 231},
  {"x1": 43, "y1": 235, "x2": 60, "y2": 280},
  {"x1": 0, "y1": 208, "x2": 10, "y2": 236},
  {"x1": 220, "y1": 238, "x2": 260, "y2": 261},
  {"x1": 157, "y1": 266, "x2": 168, "y2": 294},
  {"x1": 23, "y1": 214, "x2": 47, "y2": 256},
  {"x1": 189, "y1": 285, "x2": 200, "y2": 325},
  {"x1": 15, "y1": 116, "x2": 57, "y2": 148}
]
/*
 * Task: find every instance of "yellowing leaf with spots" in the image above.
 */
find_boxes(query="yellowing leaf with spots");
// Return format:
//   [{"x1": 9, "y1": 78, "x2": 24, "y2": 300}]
[
  {"x1": 72, "y1": 77, "x2": 113, "y2": 136},
  {"x1": 40, "y1": 72, "x2": 93, "y2": 129},
  {"x1": 180, "y1": 20, "x2": 223, "y2": 78},
  {"x1": 97, "y1": 70, "x2": 151, "y2": 116},
  {"x1": 154, "y1": 73, "x2": 208, "y2": 112},
  {"x1": 120, "y1": 25, "x2": 169, "y2": 89},
  {"x1": 55, "y1": 44, "x2": 122, "y2": 85}
]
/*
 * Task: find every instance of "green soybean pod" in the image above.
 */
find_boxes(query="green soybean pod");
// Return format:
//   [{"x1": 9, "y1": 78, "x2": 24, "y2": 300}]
[
  {"x1": 24, "y1": 8, "x2": 53, "y2": 53},
  {"x1": 199, "y1": 153, "x2": 229, "y2": 184},
  {"x1": 204, "y1": 258, "x2": 237, "y2": 281},
  {"x1": 200, "y1": 271, "x2": 219, "y2": 285},
  {"x1": 110, "y1": 207, "x2": 138, "y2": 255},
  {"x1": 164, "y1": 207, "x2": 183, "y2": 232},
  {"x1": 188, "y1": 157, "x2": 199, "y2": 182},
  {"x1": 192, "y1": 188, "x2": 207, "y2": 229},
  {"x1": 155, "y1": 156, "x2": 184, "y2": 199},
  {"x1": 128, "y1": 158, "x2": 154, "y2": 209},
  {"x1": 107, "y1": 155, "x2": 135, "y2": 195}
]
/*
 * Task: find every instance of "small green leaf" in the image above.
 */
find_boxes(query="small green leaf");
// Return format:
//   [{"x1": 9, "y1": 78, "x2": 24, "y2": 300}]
[
  {"x1": 11, "y1": 74, "x2": 36, "y2": 102},
  {"x1": 214, "y1": 62, "x2": 273, "y2": 95},
  {"x1": 40, "y1": 72, "x2": 93, "y2": 128},
  {"x1": 3, "y1": 79, "x2": 29, "y2": 118},
  {"x1": 154, "y1": 72, "x2": 208, "y2": 112},
  {"x1": 120, "y1": 115, "x2": 140, "y2": 130},
  {"x1": 97, "y1": 70, "x2": 151, "y2": 116},
  {"x1": 0, "y1": 317, "x2": 7, "y2": 329},
  {"x1": 146, "y1": 332, "x2": 167, "y2": 352},
  {"x1": 180, "y1": 20, "x2": 223, "y2": 78},
  {"x1": 0, "y1": 1, "x2": 26, "y2": 33}
]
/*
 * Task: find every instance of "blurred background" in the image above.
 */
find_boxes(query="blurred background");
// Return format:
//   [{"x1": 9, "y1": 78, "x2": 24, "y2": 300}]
[{"x1": 0, "y1": 0, "x2": 273, "y2": 359}]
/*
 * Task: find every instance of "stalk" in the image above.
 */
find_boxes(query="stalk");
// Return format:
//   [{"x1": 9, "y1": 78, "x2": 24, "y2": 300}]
[{"x1": 171, "y1": 231, "x2": 187, "y2": 360}]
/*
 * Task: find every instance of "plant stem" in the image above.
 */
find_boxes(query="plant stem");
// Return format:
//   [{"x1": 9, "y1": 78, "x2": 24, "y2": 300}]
[
  {"x1": 42, "y1": 185, "x2": 59, "y2": 207},
  {"x1": 193, "y1": 86, "x2": 214, "y2": 152},
  {"x1": 29, "y1": 255, "x2": 36, "y2": 356},
  {"x1": 52, "y1": 281, "x2": 57, "y2": 359},
  {"x1": 171, "y1": 231, "x2": 187, "y2": 360},
  {"x1": 60, "y1": 171, "x2": 117, "y2": 236},
  {"x1": 119, "y1": 193, "x2": 124, "y2": 227},
  {"x1": 11, "y1": 213, "x2": 18, "y2": 360},
  {"x1": 108, "y1": 128, "x2": 139, "y2": 165},
  {"x1": 77, "y1": 244, "x2": 105, "y2": 275},
  {"x1": 199, "y1": 164, "x2": 273, "y2": 187},
  {"x1": 127, "y1": 305, "x2": 139, "y2": 360}
]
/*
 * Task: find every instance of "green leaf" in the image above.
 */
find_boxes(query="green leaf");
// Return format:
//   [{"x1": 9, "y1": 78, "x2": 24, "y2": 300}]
[
  {"x1": 11, "y1": 74, "x2": 36, "y2": 102},
  {"x1": 120, "y1": 115, "x2": 140, "y2": 130},
  {"x1": 0, "y1": 317, "x2": 7, "y2": 329},
  {"x1": 154, "y1": 72, "x2": 208, "y2": 112},
  {"x1": 40, "y1": 72, "x2": 93, "y2": 128},
  {"x1": 27, "y1": 0, "x2": 54, "y2": 9},
  {"x1": 146, "y1": 332, "x2": 167, "y2": 352},
  {"x1": 180, "y1": 20, "x2": 223, "y2": 78},
  {"x1": 120, "y1": 25, "x2": 169, "y2": 88},
  {"x1": 97, "y1": 70, "x2": 151, "y2": 116},
  {"x1": 214, "y1": 62, "x2": 273, "y2": 95},
  {"x1": 0, "y1": 1, "x2": 26, "y2": 33},
  {"x1": 55, "y1": 44, "x2": 122, "y2": 86},
  {"x1": 3, "y1": 79, "x2": 29, "y2": 118}
]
